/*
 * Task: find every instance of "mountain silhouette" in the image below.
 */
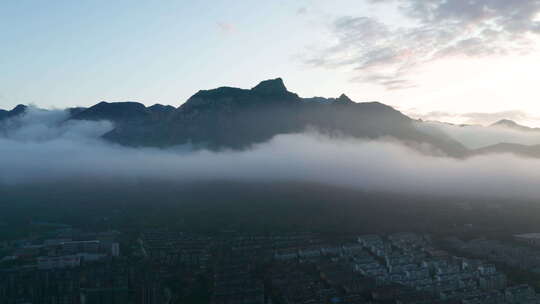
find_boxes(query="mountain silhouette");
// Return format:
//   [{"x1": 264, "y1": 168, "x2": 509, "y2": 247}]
[{"x1": 0, "y1": 78, "x2": 472, "y2": 156}]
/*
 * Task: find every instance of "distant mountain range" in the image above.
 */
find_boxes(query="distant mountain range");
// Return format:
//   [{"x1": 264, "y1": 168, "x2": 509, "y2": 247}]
[
  {"x1": 490, "y1": 119, "x2": 540, "y2": 132},
  {"x1": 2, "y1": 78, "x2": 540, "y2": 158}
]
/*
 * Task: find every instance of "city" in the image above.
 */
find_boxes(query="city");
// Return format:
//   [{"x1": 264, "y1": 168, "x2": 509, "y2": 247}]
[{"x1": 3, "y1": 222, "x2": 540, "y2": 304}]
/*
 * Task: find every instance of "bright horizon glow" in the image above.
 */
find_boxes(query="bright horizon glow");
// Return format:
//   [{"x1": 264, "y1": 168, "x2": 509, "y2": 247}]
[{"x1": 2, "y1": 0, "x2": 540, "y2": 127}]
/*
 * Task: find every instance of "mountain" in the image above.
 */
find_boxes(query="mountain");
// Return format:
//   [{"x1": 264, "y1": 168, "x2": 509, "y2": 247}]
[
  {"x1": 160, "y1": 78, "x2": 303, "y2": 148},
  {"x1": 464, "y1": 120, "x2": 540, "y2": 157},
  {"x1": 72, "y1": 101, "x2": 151, "y2": 122},
  {"x1": 148, "y1": 104, "x2": 175, "y2": 115},
  {"x1": 131, "y1": 78, "x2": 466, "y2": 155},
  {"x1": 0, "y1": 104, "x2": 27, "y2": 121},
  {"x1": 490, "y1": 119, "x2": 540, "y2": 132},
  {"x1": 66, "y1": 107, "x2": 88, "y2": 116},
  {"x1": 9, "y1": 79, "x2": 540, "y2": 160},
  {"x1": 70, "y1": 101, "x2": 171, "y2": 146},
  {"x1": 0, "y1": 78, "x2": 468, "y2": 155},
  {"x1": 303, "y1": 93, "x2": 354, "y2": 104},
  {"x1": 70, "y1": 102, "x2": 176, "y2": 122}
]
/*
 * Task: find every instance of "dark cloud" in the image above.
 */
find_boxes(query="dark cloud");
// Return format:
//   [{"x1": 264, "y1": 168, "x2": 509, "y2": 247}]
[{"x1": 306, "y1": 0, "x2": 540, "y2": 89}]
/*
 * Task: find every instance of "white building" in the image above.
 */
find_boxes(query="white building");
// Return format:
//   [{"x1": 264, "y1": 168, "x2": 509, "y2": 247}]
[
  {"x1": 514, "y1": 233, "x2": 540, "y2": 247},
  {"x1": 38, "y1": 255, "x2": 80, "y2": 269},
  {"x1": 111, "y1": 242, "x2": 120, "y2": 257}
]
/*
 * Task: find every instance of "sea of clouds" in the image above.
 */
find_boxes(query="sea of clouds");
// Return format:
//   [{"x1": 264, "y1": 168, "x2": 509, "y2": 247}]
[{"x1": 2, "y1": 107, "x2": 540, "y2": 200}]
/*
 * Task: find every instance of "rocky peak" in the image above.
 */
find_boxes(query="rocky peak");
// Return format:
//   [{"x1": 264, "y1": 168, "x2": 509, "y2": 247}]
[
  {"x1": 148, "y1": 104, "x2": 175, "y2": 113},
  {"x1": 0, "y1": 104, "x2": 27, "y2": 120},
  {"x1": 11, "y1": 104, "x2": 27, "y2": 115},
  {"x1": 251, "y1": 78, "x2": 288, "y2": 95},
  {"x1": 336, "y1": 94, "x2": 353, "y2": 103},
  {"x1": 73, "y1": 101, "x2": 149, "y2": 122},
  {"x1": 492, "y1": 119, "x2": 519, "y2": 127}
]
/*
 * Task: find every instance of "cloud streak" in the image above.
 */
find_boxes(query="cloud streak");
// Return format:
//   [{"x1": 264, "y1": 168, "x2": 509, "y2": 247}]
[{"x1": 306, "y1": 0, "x2": 540, "y2": 89}]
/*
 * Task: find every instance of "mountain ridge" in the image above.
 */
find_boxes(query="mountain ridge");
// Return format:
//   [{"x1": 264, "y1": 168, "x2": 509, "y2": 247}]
[
  {"x1": 491, "y1": 119, "x2": 540, "y2": 132},
  {"x1": 5, "y1": 78, "x2": 530, "y2": 158},
  {"x1": 0, "y1": 104, "x2": 27, "y2": 120}
]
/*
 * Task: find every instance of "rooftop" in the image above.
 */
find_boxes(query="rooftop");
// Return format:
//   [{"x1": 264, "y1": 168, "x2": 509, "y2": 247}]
[{"x1": 514, "y1": 233, "x2": 540, "y2": 239}]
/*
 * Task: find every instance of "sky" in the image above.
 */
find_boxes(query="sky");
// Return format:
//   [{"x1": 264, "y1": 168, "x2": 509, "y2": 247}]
[{"x1": 2, "y1": 0, "x2": 540, "y2": 126}]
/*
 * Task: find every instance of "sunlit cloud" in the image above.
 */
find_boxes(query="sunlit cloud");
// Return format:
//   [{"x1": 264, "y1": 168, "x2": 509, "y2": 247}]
[
  {"x1": 305, "y1": 0, "x2": 540, "y2": 89},
  {"x1": 408, "y1": 109, "x2": 540, "y2": 127}
]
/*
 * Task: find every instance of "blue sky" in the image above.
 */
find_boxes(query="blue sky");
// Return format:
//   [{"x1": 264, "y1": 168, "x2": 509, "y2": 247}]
[
  {"x1": 3, "y1": 0, "x2": 540, "y2": 126},
  {"x1": 1, "y1": 0, "x2": 348, "y2": 108}
]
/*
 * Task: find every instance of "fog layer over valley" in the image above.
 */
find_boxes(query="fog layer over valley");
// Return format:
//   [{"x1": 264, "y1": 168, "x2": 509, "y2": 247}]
[
  {"x1": 2, "y1": 106, "x2": 540, "y2": 201},
  {"x1": 417, "y1": 120, "x2": 540, "y2": 149}
]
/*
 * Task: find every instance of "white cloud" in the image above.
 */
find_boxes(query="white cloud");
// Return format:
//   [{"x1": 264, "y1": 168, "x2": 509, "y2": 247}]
[
  {"x1": 4, "y1": 108, "x2": 540, "y2": 200},
  {"x1": 305, "y1": 0, "x2": 540, "y2": 89}
]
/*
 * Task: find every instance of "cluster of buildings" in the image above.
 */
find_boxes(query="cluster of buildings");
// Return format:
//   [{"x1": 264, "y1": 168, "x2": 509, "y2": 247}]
[
  {"x1": 1, "y1": 258, "x2": 132, "y2": 304},
  {"x1": 2, "y1": 229, "x2": 120, "y2": 270},
  {"x1": 0, "y1": 228, "x2": 127, "y2": 303},
  {"x1": 266, "y1": 232, "x2": 540, "y2": 304},
  {"x1": 445, "y1": 237, "x2": 540, "y2": 273},
  {"x1": 211, "y1": 255, "x2": 265, "y2": 304},
  {"x1": 3, "y1": 229, "x2": 540, "y2": 303},
  {"x1": 139, "y1": 230, "x2": 211, "y2": 269}
]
